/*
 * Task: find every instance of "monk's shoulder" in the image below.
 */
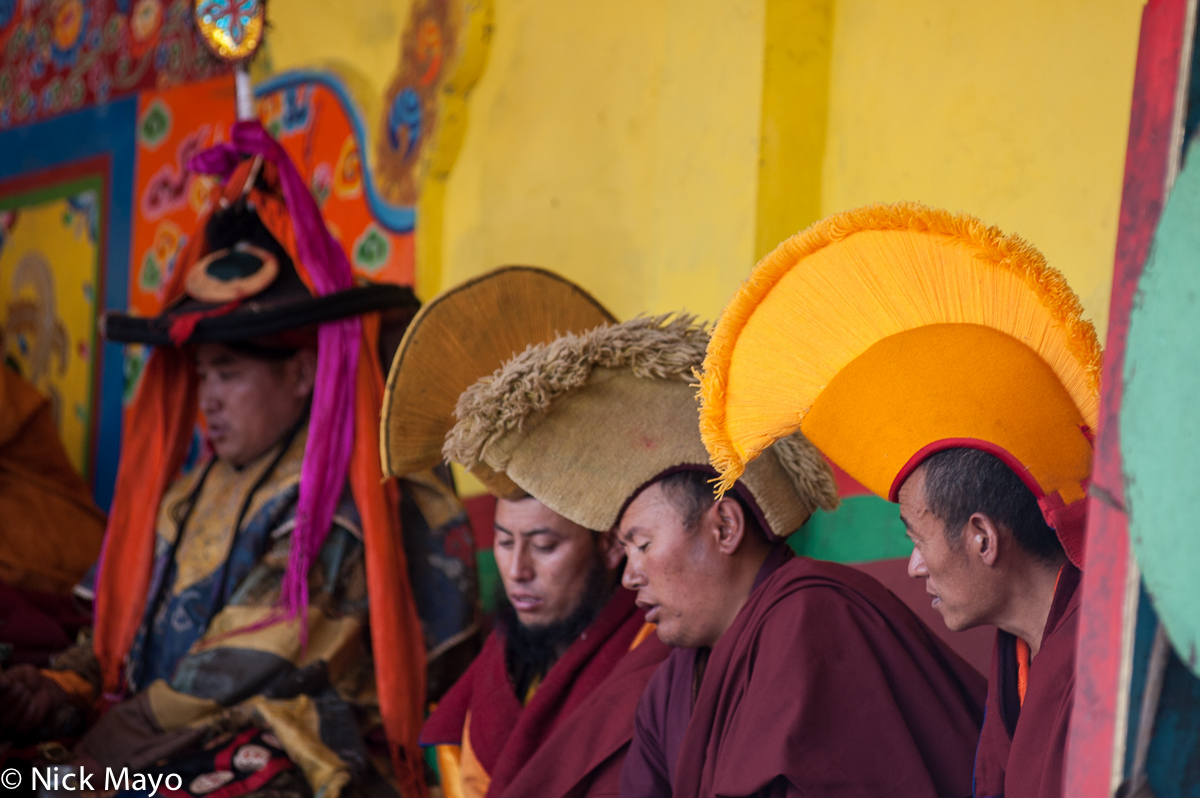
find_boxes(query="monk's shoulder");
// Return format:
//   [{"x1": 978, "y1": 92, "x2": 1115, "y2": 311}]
[{"x1": 754, "y1": 556, "x2": 918, "y2": 637}]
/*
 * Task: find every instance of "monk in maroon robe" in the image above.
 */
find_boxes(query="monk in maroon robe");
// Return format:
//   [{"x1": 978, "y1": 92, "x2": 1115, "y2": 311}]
[
  {"x1": 619, "y1": 471, "x2": 987, "y2": 798},
  {"x1": 422, "y1": 496, "x2": 670, "y2": 797},
  {"x1": 899, "y1": 450, "x2": 1081, "y2": 798}
]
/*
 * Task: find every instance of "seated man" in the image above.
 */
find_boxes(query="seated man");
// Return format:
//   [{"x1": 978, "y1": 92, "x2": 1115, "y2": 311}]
[
  {"x1": 380, "y1": 265, "x2": 670, "y2": 798},
  {"x1": 0, "y1": 123, "x2": 449, "y2": 797},
  {"x1": 0, "y1": 358, "x2": 105, "y2": 598},
  {"x1": 433, "y1": 312, "x2": 985, "y2": 798},
  {"x1": 697, "y1": 203, "x2": 1096, "y2": 798},
  {"x1": 0, "y1": 360, "x2": 105, "y2": 666}
]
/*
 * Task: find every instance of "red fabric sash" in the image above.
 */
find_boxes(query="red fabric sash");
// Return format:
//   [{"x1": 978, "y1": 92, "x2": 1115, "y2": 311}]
[{"x1": 423, "y1": 588, "x2": 667, "y2": 797}]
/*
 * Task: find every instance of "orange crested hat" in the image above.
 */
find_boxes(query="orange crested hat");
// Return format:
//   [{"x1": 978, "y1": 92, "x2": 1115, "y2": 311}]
[{"x1": 698, "y1": 203, "x2": 1101, "y2": 567}]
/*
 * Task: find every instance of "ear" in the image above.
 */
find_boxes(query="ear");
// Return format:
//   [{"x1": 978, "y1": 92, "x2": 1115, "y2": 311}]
[
  {"x1": 710, "y1": 497, "x2": 748, "y2": 556},
  {"x1": 292, "y1": 349, "x2": 318, "y2": 399},
  {"x1": 966, "y1": 512, "x2": 1002, "y2": 568},
  {"x1": 596, "y1": 528, "x2": 626, "y2": 572}
]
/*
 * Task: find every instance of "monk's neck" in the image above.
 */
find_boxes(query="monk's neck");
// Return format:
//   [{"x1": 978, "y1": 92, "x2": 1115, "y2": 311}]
[
  {"x1": 994, "y1": 558, "x2": 1064, "y2": 658},
  {"x1": 705, "y1": 543, "x2": 774, "y2": 647}
]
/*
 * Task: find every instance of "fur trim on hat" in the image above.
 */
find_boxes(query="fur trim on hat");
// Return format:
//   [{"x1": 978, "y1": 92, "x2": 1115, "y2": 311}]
[
  {"x1": 445, "y1": 314, "x2": 839, "y2": 517},
  {"x1": 445, "y1": 314, "x2": 706, "y2": 468}
]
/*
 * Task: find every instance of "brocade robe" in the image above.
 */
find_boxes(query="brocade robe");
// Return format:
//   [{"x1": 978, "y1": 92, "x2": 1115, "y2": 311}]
[
  {"x1": 972, "y1": 564, "x2": 1081, "y2": 798},
  {"x1": 622, "y1": 545, "x2": 987, "y2": 798},
  {"x1": 422, "y1": 587, "x2": 670, "y2": 798},
  {"x1": 48, "y1": 425, "x2": 457, "y2": 798}
]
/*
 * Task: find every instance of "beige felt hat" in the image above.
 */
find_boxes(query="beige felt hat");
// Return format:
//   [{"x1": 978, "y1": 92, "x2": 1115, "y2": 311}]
[
  {"x1": 380, "y1": 266, "x2": 616, "y2": 479},
  {"x1": 445, "y1": 316, "x2": 839, "y2": 535}
]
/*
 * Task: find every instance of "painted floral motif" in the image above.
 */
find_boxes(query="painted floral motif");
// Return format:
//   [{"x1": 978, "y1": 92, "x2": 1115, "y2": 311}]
[
  {"x1": 128, "y1": 0, "x2": 162, "y2": 56},
  {"x1": 353, "y1": 223, "x2": 390, "y2": 273},
  {"x1": 376, "y1": 0, "x2": 456, "y2": 206},
  {"x1": 0, "y1": 0, "x2": 224, "y2": 129},
  {"x1": 138, "y1": 97, "x2": 171, "y2": 147}
]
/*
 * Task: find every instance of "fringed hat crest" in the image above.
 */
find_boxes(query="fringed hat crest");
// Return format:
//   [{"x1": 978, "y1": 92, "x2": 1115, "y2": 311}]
[
  {"x1": 699, "y1": 202, "x2": 1101, "y2": 566},
  {"x1": 449, "y1": 315, "x2": 839, "y2": 537}
]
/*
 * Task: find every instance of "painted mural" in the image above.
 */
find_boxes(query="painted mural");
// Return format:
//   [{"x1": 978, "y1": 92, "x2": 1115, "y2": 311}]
[
  {"x1": 0, "y1": 0, "x2": 227, "y2": 129},
  {"x1": 0, "y1": 159, "x2": 106, "y2": 479},
  {"x1": 127, "y1": 73, "x2": 417, "y2": 323}
]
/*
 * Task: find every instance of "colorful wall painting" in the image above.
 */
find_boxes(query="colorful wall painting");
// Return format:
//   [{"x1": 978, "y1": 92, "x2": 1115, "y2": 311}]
[
  {"x1": 0, "y1": 95, "x2": 137, "y2": 509},
  {"x1": 0, "y1": 158, "x2": 106, "y2": 480},
  {"x1": 0, "y1": 0, "x2": 226, "y2": 130},
  {"x1": 128, "y1": 73, "x2": 415, "y2": 322}
]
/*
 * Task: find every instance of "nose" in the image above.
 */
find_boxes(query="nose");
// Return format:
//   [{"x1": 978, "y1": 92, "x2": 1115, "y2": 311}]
[
  {"x1": 622, "y1": 557, "x2": 644, "y2": 591},
  {"x1": 197, "y1": 376, "x2": 220, "y2": 415},
  {"x1": 908, "y1": 546, "x2": 928, "y2": 579},
  {"x1": 507, "y1": 541, "x2": 534, "y2": 583}
]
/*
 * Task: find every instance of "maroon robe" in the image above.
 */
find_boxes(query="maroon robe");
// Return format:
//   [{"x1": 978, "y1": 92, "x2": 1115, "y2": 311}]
[
  {"x1": 972, "y1": 564, "x2": 1081, "y2": 798},
  {"x1": 622, "y1": 545, "x2": 987, "y2": 798},
  {"x1": 423, "y1": 586, "x2": 670, "y2": 797}
]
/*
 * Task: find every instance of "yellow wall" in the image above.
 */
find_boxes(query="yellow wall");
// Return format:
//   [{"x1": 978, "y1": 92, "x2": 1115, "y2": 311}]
[
  {"x1": 820, "y1": 0, "x2": 1144, "y2": 337},
  {"x1": 258, "y1": 0, "x2": 414, "y2": 130},
  {"x1": 261, "y1": 0, "x2": 1144, "y2": 337},
  {"x1": 439, "y1": 0, "x2": 768, "y2": 322}
]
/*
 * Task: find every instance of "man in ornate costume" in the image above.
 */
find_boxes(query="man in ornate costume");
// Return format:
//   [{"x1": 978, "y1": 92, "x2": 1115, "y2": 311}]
[
  {"x1": 0, "y1": 123, "x2": 462, "y2": 798},
  {"x1": 698, "y1": 203, "x2": 1098, "y2": 798},
  {"x1": 379, "y1": 266, "x2": 669, "y2": 798}
]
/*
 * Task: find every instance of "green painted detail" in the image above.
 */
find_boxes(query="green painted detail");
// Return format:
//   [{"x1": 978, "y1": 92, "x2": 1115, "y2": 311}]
[
  {"x1": 1122, "y1": 137, "x2": 1200, "y2": 678},
  {"x1": 786, "y1": 493, "x2": 912, "y2": 564},
  {"x1": 477, "y1": 549, "x2": 500, "y2": 614},
  {"x1": 353, "y1": 223, "x2": 390, "y2": 273},
  {"x1": 138, "y1": 100, "x2": 172, "y2": 150}
]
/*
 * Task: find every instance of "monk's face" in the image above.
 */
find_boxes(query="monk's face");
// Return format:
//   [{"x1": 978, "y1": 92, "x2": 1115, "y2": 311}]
[
  {"x1": 494, "y1": 497, "x2": 621, "y2": 629},
  {"x1": 195, "y1": 344, "x2": 315, "y2": 468},
  {"x1": 618, "y1": 483, "x2": 743, "y2": 648},
  {"x1": 899, "y1": 467, "x2": 992, "y2": 631}
]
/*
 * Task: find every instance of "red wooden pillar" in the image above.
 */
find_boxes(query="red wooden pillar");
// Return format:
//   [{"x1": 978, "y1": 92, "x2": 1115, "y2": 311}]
[{"x1": 1065, "y1": 1, "x2": 1192, "y2": 793}]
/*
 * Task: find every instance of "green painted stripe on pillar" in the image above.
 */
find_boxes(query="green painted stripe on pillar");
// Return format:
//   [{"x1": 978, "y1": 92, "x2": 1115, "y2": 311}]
[
  {"x1": 477, "y1": 549, "x2": 500, "y2": 614},
  {"x1": 786, "y1": 494, "x2": 913, "y2": 564}
]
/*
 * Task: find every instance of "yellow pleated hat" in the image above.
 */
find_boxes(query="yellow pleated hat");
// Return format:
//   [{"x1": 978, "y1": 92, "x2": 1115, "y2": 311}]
[
  {"x1": 699, "y1": 203, "x2": 1101, "y2": 566},
  {"x1": 380, "y1": 266, "x2": 615, "y2": 479}
]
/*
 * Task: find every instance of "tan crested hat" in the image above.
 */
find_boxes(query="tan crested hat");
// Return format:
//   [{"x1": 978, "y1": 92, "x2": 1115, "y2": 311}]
[
  {"x1": 445, "y1": 315, "x2": 839, "y2": 535},
  {"x1": 380, "y1": 266, "x2": 616, "y2": 478}
]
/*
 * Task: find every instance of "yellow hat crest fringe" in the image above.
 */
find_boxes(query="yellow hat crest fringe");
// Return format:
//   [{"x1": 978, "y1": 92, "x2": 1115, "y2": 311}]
[{"x1": 700, "y1": 202, "x2": 1103, "y2": 496}]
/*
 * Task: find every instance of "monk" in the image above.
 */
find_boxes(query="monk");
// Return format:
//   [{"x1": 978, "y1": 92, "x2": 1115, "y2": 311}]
[
  {"x1": 899, "y1": 450, "x2": 1079, "y2": 798},
  {"x1": 695, "y1": 203, "x2": 1100, "y2": 798},
  {"x1": 618, "y1": 470, "x2": 988, "y2": 798},
  {"x1": 421, "y1": 496, "x2": 669, "y2": 798},
  {"x1": 0, "y1": 361, "x2": 105, "y2": 598},
  {"x1": 0, "y1": 124, "x2": 454, "y2": 798},
  {"x1": 0, "y1": 361, "x2": 105, "y2": 667},
  {"x1": 381, "y1": 267, "x2": 670, "y2": 798},
  {"x1": 432, "y1": 313, "x2": 975, "y2": 798}
]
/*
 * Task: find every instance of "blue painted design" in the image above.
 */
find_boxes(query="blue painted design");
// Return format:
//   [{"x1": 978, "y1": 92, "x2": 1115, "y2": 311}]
[
  {"x1": 0, "y1": 0, "x2": 16, "y2": 28},
  {"x1": 388, "y1": 87, "x2": 421, "y2": 159},
  {"x1": 254, "y1": 70, "x2": 416, "y2": 232},
  {"x1": 49, "y1": 8, "x2": 89, "y2": 69},
  {"x1": 0, "y1": 96, "x2": 138, "y2": 510},
  {"x1": 68, "y1": 188, "x2": 99, "y2": 242},
  {"x1": 279, "y1": 84, "x2": 311, "y2": 133}
]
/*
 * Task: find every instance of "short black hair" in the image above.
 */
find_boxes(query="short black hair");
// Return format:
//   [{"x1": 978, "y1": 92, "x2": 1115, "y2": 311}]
[
  {"x1": 919, "y1": 448, "x2": 1064, "y2": 564},
  {"x1": 655, "y1": 470, "x2": 766, "y2": 540}
]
